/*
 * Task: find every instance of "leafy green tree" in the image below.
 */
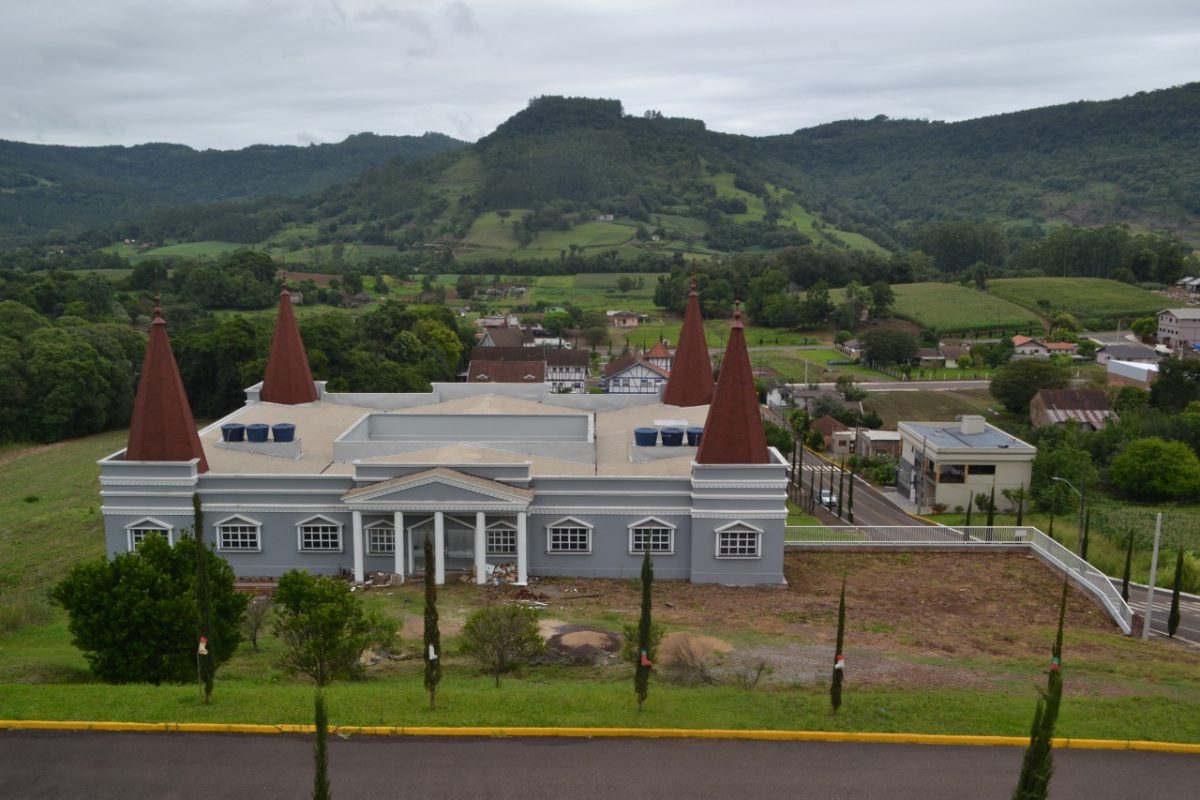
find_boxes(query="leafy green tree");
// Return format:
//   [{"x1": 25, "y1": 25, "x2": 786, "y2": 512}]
[
  {"x1": 867, "y1": 281, "x2": 895, "y2": 317},
  {"x1": 1109, "y1": 438, "x2": 1200, "y2": 502},
  {"x1": 424, "y1": 535, "x2": 442, "y2": 709},
  {"x1": 1011, "y1": 582, "x2": 1068, "y2": 800},
  {"x1": 455, "y1": 274, "x2": 476, "y2": 299},
  {"x1": 635, "y1": 548, "x2": 653, "y2": 711},
  {"x1": 52, "y1": 535, "x2": 245, "y2": 684},
  {"x1": 861, "y1": 328, "x2": 918, "y2": 365},
  {"x1": 1031, "y1": 441, "x2": 1098, "y2": 511},
  {"x1": 1130, "y1": 317, "x2": 1158, "y2": 338},
  {"x1": 990, "y1": 360, "x2": 1069, "y2": 413},
  {"x1": 1149, "y1": 360, "x2": 1200, "y2": 413},
  {"x1": 272, "y1": 570, "x2": 397, "y2": 687},
  {"x1": 460, "y1": 604, "x2": 545, "y2": 686},
  {"x1": 831, "y1": 573, "x2": 847, "y2": 712}
]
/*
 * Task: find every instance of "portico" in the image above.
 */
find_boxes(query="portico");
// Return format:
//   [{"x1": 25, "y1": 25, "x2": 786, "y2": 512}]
[{"x1": 342, "y1": 467, "x2": 533, "y2": 585}]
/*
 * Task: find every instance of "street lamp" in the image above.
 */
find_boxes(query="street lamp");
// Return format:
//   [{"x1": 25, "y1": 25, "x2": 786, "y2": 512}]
[{"x1": 1050, "y1": 476, "x2": 1086, "y2": 558}]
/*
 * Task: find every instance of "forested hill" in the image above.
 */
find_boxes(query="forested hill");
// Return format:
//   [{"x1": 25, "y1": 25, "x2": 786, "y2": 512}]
[
  {"x1": 771, "y1": 82, "x2": 1200, "y2": 238},
  {"x1": 6, "y1": 84, "x2": 1200, "y2": 255},
  {"x1": 0, "y1": 132, "x2": 466, "y2": 236}
]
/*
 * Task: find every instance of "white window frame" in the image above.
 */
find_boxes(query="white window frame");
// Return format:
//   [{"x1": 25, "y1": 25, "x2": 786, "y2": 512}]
[
  {"x1": 546, "y1": 516, "x2": 592, "y2": 554},
  {"x1": 125, "y1": 517, "x2": 173, "y2": 551},
  {"x1": 628, "y1": 517, "x2": 675, "y2": 555},
  {"x1": 486, "y1": 521, "x2": 518, "y2": 556},
  {"x1": 296, "y1": 515, "x2": 344, "y2": 553},
  {"x1": 214, "y1": 514, "x2": 262, "y2": 553},
  {"x1": 714, "y1": 521, "x2": 763, "y2": 559},
  {"x1": 365, "y1": 520, "x2": 395, "y2": 555}
]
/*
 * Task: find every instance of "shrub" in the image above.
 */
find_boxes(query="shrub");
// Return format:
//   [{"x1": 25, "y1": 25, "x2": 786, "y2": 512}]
[
  {"x1": 460, "y1": 603, "x2": 545, "y2": 686},
  {"x1": 272, "y1": 570, "x2": 398, "y2": 686},
  {"x1": 52, "y1": 534, "x2": 245, "y2": 684},
  {"x1": 620, "y1": 621, "x2": 665, "y2": 665},
  {"x1": 1109, "y1": 438, "x2": 1200, "y2": 501}
]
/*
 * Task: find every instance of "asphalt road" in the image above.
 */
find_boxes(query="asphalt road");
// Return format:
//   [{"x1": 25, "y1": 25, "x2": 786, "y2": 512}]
[
  {"x1": 795, "y1": 463, "x2": 932, "y2": 529},
  {"x1": 1126, "y1": 584, "x2": 1200, "y2": 647},
  {"x1": 3, "y1": 731, "x2": 1197, "y2": 800}
]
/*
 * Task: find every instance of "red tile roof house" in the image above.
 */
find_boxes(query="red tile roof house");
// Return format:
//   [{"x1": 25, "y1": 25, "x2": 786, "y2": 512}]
[
  {"x1": 99, "y1": 283, "x2": 788, "y2": 586},
  {"x1": 1012, "y1": 335, "x2": 1077, "y2": 359}
]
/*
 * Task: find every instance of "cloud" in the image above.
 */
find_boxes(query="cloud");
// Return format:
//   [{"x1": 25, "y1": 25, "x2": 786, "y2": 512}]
[{"x1": 0, "y1": 0, "x2": 1197, "y2": 148}]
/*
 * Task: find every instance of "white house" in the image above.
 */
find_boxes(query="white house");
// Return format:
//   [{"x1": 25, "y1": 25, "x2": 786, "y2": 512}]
[{"x1": 897, "y1": 416, "x2": 1035, "y2": 513}]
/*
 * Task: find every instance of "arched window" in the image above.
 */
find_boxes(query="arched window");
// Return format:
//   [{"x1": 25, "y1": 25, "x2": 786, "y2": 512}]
[
  {"x1": 714, "y1": 521, "x2": 762, "y2": 559},
  {"x1": 545, "y1": 517, "x2": 592, "y2": 554},
  {"x1": 125, "y1": 518, "x2": 172, "y2": 551},
  {"x1": 628, "y1": 517, "x2": 675, "y2": 555},
  {"x1": 215, "y1": 515, "x2": 262, "y2": 552},
  {"x1": 296, "y1": 515, "x2": 343, "y2": 552}
]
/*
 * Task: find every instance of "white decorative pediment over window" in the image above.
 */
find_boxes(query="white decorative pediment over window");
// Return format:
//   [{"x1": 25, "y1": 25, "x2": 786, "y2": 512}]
[{"x1": 342, "y1": 467, "x2": 533, "y2": 512}]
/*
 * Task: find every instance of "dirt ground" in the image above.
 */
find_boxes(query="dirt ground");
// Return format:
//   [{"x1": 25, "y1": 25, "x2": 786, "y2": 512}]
[{"x1": 459, "y1": 551, "x2": 1198, "y2": 692}]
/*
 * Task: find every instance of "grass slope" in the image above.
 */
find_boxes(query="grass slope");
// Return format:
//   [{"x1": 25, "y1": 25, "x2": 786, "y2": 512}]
[
  {"x1": 888, "y1": 283, "x2": 1043, "y2": 333},
  {"x1": 987, "y1": 278, "x2": 1165, "y2": 321}
]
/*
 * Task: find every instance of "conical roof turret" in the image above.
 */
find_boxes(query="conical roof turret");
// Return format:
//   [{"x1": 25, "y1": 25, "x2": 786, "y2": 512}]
[
  {"x1": 260, "y1": 282, "x2": 318, "y2": 405},
  {"x1": 662, "y1": 278, "x2": 714, "y2": 407},
  {"x1": 125, "y1": 304, "x2": 209, "y2": 472},
  {"x1": 695, "y1": 304, "x2": 769, "y2": 464}
]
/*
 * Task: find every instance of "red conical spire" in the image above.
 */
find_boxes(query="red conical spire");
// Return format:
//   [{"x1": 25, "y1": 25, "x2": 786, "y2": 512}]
[
  {"x1": 126, "y1": 301, "x2": 209, "y2": 472},
  {"x1": 260, "y1": 278, "x2": 318, "y2": 405},
  {"x1": 696, "y1": 302, "x2": 769, "y2": 464},
  {"x1": 662, "y1": 278, "x2": 714, "y2": 407}
]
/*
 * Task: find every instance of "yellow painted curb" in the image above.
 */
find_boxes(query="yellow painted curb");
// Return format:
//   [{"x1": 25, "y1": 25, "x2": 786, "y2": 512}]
[{"x1": 3, "y1": 721, "x2": 1199, "y2": 753}]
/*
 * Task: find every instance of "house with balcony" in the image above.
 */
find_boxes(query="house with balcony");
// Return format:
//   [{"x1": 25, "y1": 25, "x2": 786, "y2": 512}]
[{"x1": 897, "y1": 416, "x2": 1035, "y2": 513}]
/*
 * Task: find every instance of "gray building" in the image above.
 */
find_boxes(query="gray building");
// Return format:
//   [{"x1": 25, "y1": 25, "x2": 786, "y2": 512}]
[{"x1": 101, "y1": 290, "x2": 786, "y2": 586}]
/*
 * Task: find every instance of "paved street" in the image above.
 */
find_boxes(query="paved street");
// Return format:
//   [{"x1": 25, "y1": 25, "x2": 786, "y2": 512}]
[
  {"x1": 1126, "y1": 584, "x2": 1200, "y2": 648},
  {"x1": 3, "y1": 731, "x2": 1197, "y2": 800}
]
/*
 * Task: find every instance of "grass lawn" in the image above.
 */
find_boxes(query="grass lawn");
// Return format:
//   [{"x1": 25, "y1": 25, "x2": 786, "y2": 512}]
[
  {"x1": 987, "y1": 278, "x2": 1164, "y2": 322},
  {"x1": 863, "y1": 390, "x2": 999, "y2": 430},
  {"x1": 751, "y1": 350, "x2": 886, "y2": 383},
  {"x1": 123, "y1": 241, "x2": 255, "y2": 262}
]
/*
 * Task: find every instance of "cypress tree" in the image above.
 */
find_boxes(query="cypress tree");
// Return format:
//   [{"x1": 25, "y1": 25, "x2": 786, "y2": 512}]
[
  {"x1": 313, "y1": 692, "x2": 332, "y2": 800},
  {"x1": 423, "y1": 535, "x2": 442, "y2": 710},
  {"x1": 1011, "y1": 582, "x2": 1068, "y2": 800},
  {"x1": 1016, "y1": 490, "x2": 1025, "y2": 526},
  {"x1": 1080, "y1": 511, "x2": 1090, "y2": 562},
  {"x1": 635, "y1": 548, "x2": 653, "y2": 711},
  {"x1": 1120, "y1": 530, "x2": 1135, "y2": 603},
  {"x1": 1168, "y1": 548, "x2": 1184, "y2": 638},
  {"x1": 965, "y1": 496, "x2": 973, "y2": 527},
  {"x1": 193, "y1": 493, "x2": 215, "y2": 704},
  {"x1": 830, "y1": 573, "x2": 847, "y2": 713},
  {"x1": 986, "y1": 486, "x2": 996, "y2": 528},
  {"x1": 847, "y1": 461, "x2": 855, "y2": 524},
  {"x1": 837, "y1": 458, "x2": 846, "y2": 518}
]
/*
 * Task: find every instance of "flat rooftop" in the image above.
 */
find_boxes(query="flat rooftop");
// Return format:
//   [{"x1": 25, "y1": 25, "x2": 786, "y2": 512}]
[
  {"x1": 191, "y1": 390, "x2": 714, "y2": 478},
  {"x1": 900, "y1": 421, "x2": 1034, "y2": 452}
]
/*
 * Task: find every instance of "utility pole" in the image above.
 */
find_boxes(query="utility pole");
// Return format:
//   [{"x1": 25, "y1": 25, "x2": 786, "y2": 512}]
[{"x1": 1142, "y1": 513, "x2": 1163, "y2": 640}]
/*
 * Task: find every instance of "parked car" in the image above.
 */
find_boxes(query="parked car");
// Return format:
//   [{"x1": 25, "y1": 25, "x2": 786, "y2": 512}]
[{"x1": 820, "y1": 489, "x2": 839, "y2": 509}]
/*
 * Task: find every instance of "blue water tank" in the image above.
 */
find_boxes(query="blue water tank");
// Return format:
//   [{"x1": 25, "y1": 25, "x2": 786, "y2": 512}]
[
  {"x1": 246, "y1": 423, "x2": 270, "y2": 443},
  {"x1": 686, "y1": 427, "x2": 704, "y2": 447},
  {"x1": 220, "y1": 423, "x2": 245, "y2": 443},
  {"x1": 634, "y1": 427, "x2": 658, "y2": 447},
  {"x1": 660, "y1": 427, "x2": 685, "y2": 447},
  {"x1": 272, "y1": 423, "x2": 296, "y2": 443}
]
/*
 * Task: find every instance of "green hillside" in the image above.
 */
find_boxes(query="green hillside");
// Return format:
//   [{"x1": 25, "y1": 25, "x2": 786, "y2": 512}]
[
  {"x1": 987, "y1": 278, "x2": 1165, "y2": 321},
  {"x1": 889, "y1": 283, "x2": 1043, "y2": 333},
  {"x1": 0, "y1": 132, "x2": 467, "y2": 239}
]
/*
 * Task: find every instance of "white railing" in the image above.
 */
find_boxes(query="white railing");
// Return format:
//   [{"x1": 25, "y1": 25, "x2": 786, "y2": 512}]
[{"x1": 785, "y1": 524, "x2": 1134, "y2": 635}]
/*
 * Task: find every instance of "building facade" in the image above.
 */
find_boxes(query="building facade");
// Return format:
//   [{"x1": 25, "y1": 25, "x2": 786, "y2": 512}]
[{"x1": 101, "y1": 287, "x2": 784, "y2": 586}]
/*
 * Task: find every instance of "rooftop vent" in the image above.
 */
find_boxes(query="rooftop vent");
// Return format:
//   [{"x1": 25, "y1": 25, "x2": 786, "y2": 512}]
[{"x1": 960, "y1": 415, "x2": 985, "y2": 435}]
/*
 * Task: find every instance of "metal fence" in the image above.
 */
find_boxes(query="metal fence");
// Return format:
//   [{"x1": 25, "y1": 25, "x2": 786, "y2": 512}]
[{"x1": 785, "y1": 524, "x2": 1134, "y2": 635}]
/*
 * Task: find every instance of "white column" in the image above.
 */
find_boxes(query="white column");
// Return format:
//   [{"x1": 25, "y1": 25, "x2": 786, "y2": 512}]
[
  {"x1": 393, "y1": 511, "x2": 404, "y2": 580},
  {"x1": 434, "y1": 510, "x2": 446, "y2": 585},
  {"x1": 516, "y1": 511, "x2": 528, "y2": 585},
  {"x1": 475, "y1": 511, "x2": 487, "y2": 585},
  {"x1": 351, "y1": 510, "x2": 364, "y2": 583}
]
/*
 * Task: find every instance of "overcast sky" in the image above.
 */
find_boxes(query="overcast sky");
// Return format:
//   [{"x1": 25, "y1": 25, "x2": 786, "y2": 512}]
[{"x1": 2, "y1": 0, "x2": 1197, "y2": 150}]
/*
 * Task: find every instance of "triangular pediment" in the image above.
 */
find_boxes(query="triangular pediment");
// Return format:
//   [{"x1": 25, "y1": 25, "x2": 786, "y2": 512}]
[{"x1": 343, "y1": 467, "x2": 532, "y2": 511}]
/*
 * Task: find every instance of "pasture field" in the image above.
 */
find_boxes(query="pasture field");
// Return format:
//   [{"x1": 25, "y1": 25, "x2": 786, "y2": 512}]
[
  {"x1": 863, "y1": 390, "x2": 999, "y2": 430},
  {"x1": 751, "y1": 349, "x2": 885, "y2": 383},
  {"x1": 120, "y1": 241, "x2": 254, "y2": 262},
  {"x1": 887, "y1": 283, "x2": 1043, "y2": 333},
  {"x1": 987, "y1": 278, "x2": 1165, "y2": 321}
]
